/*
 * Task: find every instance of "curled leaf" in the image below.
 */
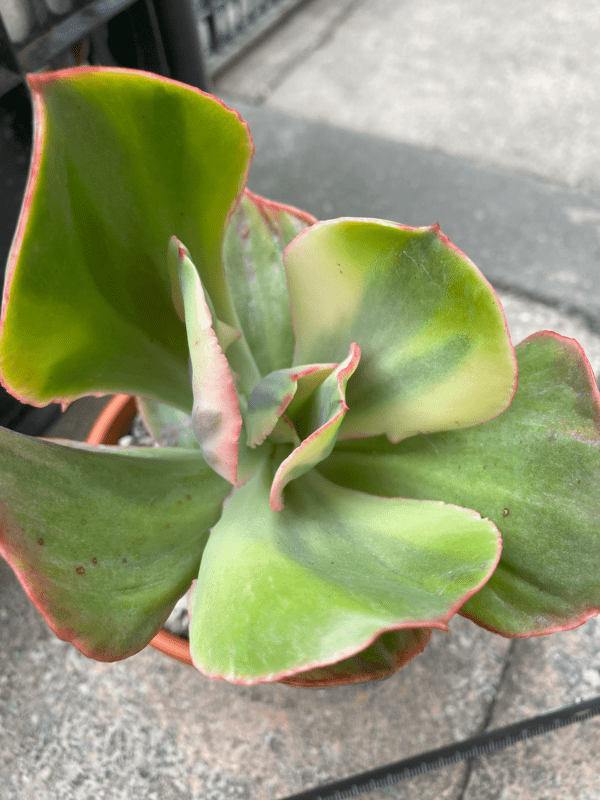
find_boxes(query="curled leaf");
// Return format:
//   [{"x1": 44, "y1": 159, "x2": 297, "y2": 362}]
[
  {"x1": 285, "y1": 219, "x2": 517, "y2": 442},
  {"x1": 176, "y1": 240, "x2": 242, "y2": 484},
  {"x1": 270, "y1": 343, "x2": 360, "y2": 510},
  {"x1": 246, "y1": 362, "x2": 336, "y2": 447},
  {"x1": 189, "y1": 462, "x2": 501, "y2": 684},
  {"x1": 322, "y1": 332, "x2": 600, "y2": 637}
]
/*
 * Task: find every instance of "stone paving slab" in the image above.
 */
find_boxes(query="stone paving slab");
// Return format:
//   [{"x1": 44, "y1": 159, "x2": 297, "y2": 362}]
[
  {"x1": 217, "y1": 0, "x2": 600, "y2": 194},
  {"x1": 1, "y1": 556, "x2": 510, "y2": 800},
  {"x1": 463, "y1": 618, "x2": 600, "y2": 800}
]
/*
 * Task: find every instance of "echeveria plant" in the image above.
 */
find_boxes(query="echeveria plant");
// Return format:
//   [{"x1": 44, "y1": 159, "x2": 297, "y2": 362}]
[{"x1": 1, "y1": 68, "x2": 599, "y2": 688}]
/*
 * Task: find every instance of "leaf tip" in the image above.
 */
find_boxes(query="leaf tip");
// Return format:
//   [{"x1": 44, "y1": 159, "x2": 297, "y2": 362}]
[{"x1": 269, "y1": 484, "x2": 284, "y2": 512}]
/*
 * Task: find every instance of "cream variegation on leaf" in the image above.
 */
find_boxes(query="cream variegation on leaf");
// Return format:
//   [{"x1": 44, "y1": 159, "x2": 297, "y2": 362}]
[{"x1": 0, "y1": 67, "x2": 598, "y2": 687}]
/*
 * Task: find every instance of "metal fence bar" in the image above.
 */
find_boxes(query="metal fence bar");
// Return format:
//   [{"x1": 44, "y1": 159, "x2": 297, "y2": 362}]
[
  {"x1": 17, "y1": 0, "x2": 138, "y2": 73},
  {"x1": 1, "y1": 0, "x2": 311, "y2": 97},
  {"x1": 0, "y1": 0, "x2": 141, "y2": 95},
  {"x1": 152, "y1": 0, "x2": 210, "y2": 90},
  {"x1": 0, "y1": 12, "x2": 24, "y2": 94},
  {"x1": 96, "y1": 0, "x2": 171, "y2": 76},
  {"x1": 196, "y1": 0, "x2": 310, "y2": 78}
]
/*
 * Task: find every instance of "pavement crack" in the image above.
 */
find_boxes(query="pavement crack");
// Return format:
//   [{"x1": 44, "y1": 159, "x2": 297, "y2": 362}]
[{"x1": 454, "y1": 639, "x2": 518, "y2": 800}]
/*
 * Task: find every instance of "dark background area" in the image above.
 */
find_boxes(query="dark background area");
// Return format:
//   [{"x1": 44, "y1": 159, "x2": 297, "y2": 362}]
[{"x1": 0, "y1": 83, "x2": 52, "y2": 433}]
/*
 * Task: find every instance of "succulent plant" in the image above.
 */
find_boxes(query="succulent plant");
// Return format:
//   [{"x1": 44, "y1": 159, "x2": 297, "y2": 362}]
[{"x1": 1, "y1": 67, "x2": 599, "y2": 687}]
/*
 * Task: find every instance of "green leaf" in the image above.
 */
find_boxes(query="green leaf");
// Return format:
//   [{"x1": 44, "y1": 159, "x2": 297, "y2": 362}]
[
  {"x1": 223, "y1": 190, "x2": 316, "y2": 379},
  {"x1": 0, "y1": 429, "x2": 231, "y2": 660},
  {"x1": 321, "y1": 332, "x2": 600, "y2": 636},
  {"x1": 246, "y1": 362, "x2": 336, "y2": 447},
  {"x1": 0, "y1": 67, "x2": 252, "y2": 410},
  {"x1": 279, "y1": 628, "x2": 432, "y2": 688},
  {"x1": 284, "y1": 220, "x2": 517, "y2": 442},
  {"x1": 177, "y1": 241, "x2": 242, "y2": 484},
  {"x1": 188, "y1": 461, "x2": 500, "y2": 683},
  {"x1": 137, "y1": 397, "x2": 200, "y2": 449},
  {"x1": 270, "y1": 343, "x2": 360, "y2": 510},
  {"x1": 167, "y1": 237, "x2": 242, "y2": 351}
]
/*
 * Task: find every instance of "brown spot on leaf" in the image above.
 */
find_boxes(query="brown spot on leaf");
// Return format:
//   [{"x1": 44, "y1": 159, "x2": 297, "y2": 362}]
[
  {"x1": 80, "y1": 519, "x2": 86, "y2": 525},
  {"x1": 76, "y1": 566, "x2": 85, "y2": 575},
  {"x1": 503, "y1": 508, "x2": 510, "y2": 517},
  {"x1": 166, "y1": 523, "x2": 171, "y2": 529},
  {"x1": 92, "y1": 557, "x2": 98, "y2": 565},
  {"x1": 38, "y1": 537, "x2": 44, "y2": 546},
  {"x1": 483, "y1": 465, "x2": 488, "y2": 469},
  {"x1": 122, "y1": 558, "x2": 127, "y2": 563},
  {"x1": 186, "y1": 494, "x2": 192, "y2": 500}
]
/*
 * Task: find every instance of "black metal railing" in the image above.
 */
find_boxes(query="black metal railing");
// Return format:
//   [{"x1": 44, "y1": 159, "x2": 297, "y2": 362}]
[
  {"x1": 0, "y1": 0, "x2": 173, "y2": 96},
  {"x1": 0, "y1": 0, "x2": 310, "y2": 98},
  {"x1": 197, "y1": 0, "x2": 309, "y2": 78},
  {"x1": 0, "y1": 0, "x2": 309, "y2": 433}
]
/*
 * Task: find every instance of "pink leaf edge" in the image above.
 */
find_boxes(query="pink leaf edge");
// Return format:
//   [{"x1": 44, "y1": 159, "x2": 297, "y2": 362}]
[
  {"x1": 0, "y1": 500, "x2": 161, "y2": 661},
  {"x1": 187, "y1": 493, "x2": 503, "y2": 685},
  {"x1": 461, "y1": 329, "x2": 600, "y2": 638},
  {"x1": 175, "y1": 238, "x2": 243, "y2": 486},
  {"x1": 283, "y1": 219, "x2": 519, "y2": 430},
  {"x1": 243, "y1": 188, "x2": 318, "y2": 228},
  {"x1": 247, "y1": 363, "x2": 337, "y2": 447},
  {"x1": 0, "y1": 66, "x2": 254, "y2": 408},
  {"x1": 269, "y1": 343, "x2": 361, "y2": 511}
]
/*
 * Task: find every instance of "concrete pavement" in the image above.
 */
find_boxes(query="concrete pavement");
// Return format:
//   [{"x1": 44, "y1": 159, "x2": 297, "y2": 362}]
[{"x1": 217, "y1": 0, "x2": 600, "y2": 193}]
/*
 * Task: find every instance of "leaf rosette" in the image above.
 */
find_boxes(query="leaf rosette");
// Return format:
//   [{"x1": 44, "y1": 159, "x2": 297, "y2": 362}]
[{"x1": 1, "y1": 68, "x2": 598, "y2": 687}]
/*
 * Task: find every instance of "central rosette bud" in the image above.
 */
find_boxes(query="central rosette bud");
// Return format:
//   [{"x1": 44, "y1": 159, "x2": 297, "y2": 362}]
[
  {"x1": 245, "y1": 345, "x2": 361, "y2": 510},
  {"x1": 171, "y1": 189, "x2": 516, "y2": 515}
]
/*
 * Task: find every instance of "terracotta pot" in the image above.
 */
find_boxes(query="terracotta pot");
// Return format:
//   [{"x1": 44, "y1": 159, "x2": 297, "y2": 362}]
[
  {"x1": 86, "y1": 394, "x2": 193, "y2": 667},
  {"x1": 85, "y1": 395, "x2": 425, "y2": 687}
]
